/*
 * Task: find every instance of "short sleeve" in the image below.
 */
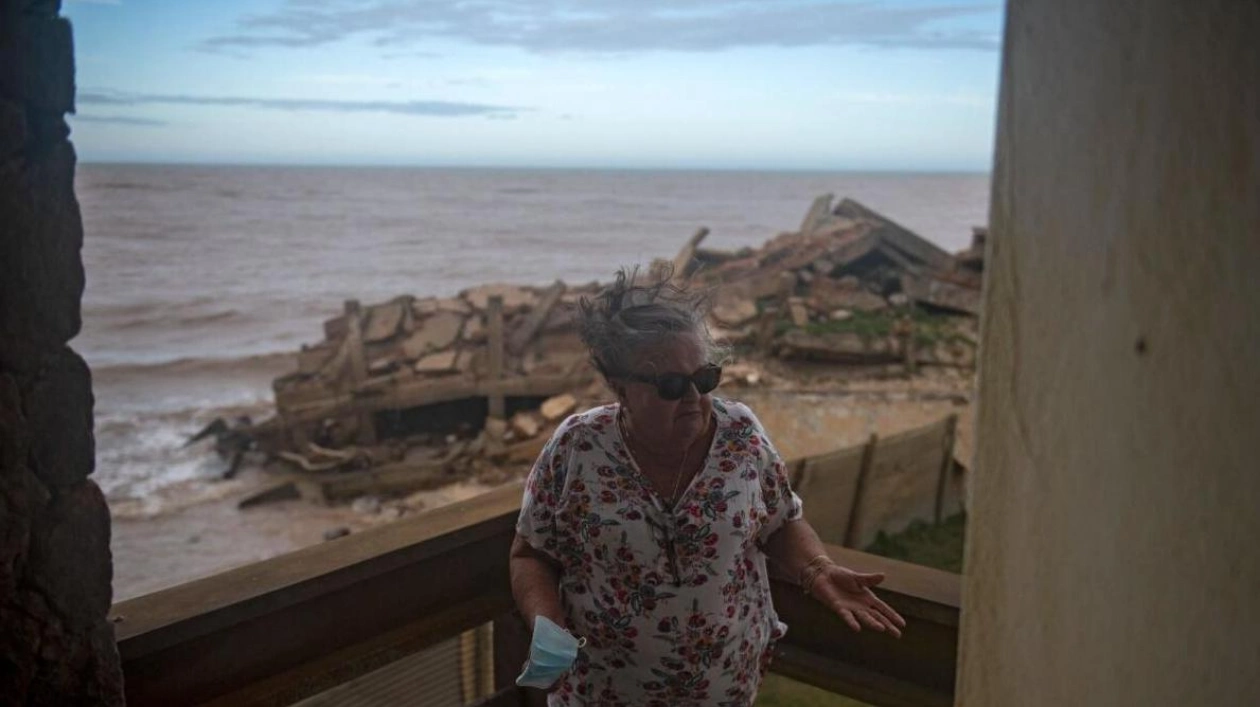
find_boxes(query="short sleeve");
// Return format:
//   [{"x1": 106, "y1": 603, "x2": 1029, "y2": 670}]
[
  {"x1": 515, "y1": 415, "x2": 579, "y2": 563},
  {"x1": 739, "y1": 406, "x2": 804, "y2": 544}
]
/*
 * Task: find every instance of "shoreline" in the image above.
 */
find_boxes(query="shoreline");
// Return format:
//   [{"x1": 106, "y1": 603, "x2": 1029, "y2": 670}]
[{"x1": 109, "y1": 366, "x2": 974, "y2": 602}]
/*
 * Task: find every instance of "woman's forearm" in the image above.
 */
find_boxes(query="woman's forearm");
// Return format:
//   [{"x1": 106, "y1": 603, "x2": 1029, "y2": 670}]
[
  {"x1": 763, "y1": 517, "x2": 830, "y2": 582},
  {"x1": 510, "y1": 534, "x2": 565, "y2": 627}
]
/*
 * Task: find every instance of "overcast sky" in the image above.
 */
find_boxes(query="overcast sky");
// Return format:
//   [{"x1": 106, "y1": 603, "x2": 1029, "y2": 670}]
[{"x1": 66, "y1": 0, "x2": 1004, "y2": 170}]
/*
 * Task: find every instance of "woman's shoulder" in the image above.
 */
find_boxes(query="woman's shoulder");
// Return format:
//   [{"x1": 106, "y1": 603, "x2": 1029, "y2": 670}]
[
  {"x1": 712, "y1": 396, "x2": 764, "y2": 430},
  {"x1": 551, "y1": 402, "x2": 620, "y2": 440}
]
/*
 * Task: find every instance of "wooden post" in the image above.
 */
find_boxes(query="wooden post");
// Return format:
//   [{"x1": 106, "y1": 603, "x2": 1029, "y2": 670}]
[
  {"x1": 902, "y1": 317, "x2": 918, "y2": 376},
  {"x1": 486, "y1": 295, "x2": 505, "y2": 421},
  {"x1": 477, "y1": 623, "x2": 494, "y2": 699},
  {"x1": 343, "y1": 300, "x2": 377, "y2": 445},
  {"x1": 460, "y1": 628, "x2": 477, "y2": 705},
  {"x1": 842, "y1": 433, "x2": 878, "y2": 549},
  {"x1": 757, "y1": 305, "x2": 779, "y2": 355},
  {"x1": 507, "y1": 281, "x2": 565, "y2": 356},
  {"x1": 671, "y1": 227, "x2": 709, "y2": 282},
  {"x1": 934, "y1": 414, "x2": 959, "y2": 524}
]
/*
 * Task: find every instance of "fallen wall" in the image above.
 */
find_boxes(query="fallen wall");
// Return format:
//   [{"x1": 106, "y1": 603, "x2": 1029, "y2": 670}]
[
  {"x1": 0, "y1": 1, "x2": 124, "y2": 703},
  {"x1": 959, "y1": 1, "x2": 1260, "y2": 705}
]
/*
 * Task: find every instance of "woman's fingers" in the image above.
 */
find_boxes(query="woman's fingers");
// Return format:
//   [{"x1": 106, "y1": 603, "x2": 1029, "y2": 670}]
[
  {"x1": 839, "y1": 608, "x2": 862, "y2": 632},
  {"x1": 865, "y1": 591, "x2": 907, "y2": 628},
  {"x1": 868, "y1": 608, "x2": 903, "y2": 638},
  {"x1": 816, "y1": 574, "x2": 904, "y2": 637},
  {"x1": 856, "y1": 609, "x2": 886, "y2": 631},
  {"x1": 855, "y1": 571, "x2": 886, "y2": 587}
]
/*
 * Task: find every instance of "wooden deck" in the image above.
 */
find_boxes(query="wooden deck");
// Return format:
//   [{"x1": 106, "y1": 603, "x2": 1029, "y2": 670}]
[{"x1": 113, "y1": 482, "x2": 961, "y2": 707}]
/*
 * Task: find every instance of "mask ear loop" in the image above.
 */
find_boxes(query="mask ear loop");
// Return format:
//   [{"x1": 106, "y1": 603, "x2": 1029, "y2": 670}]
[{"x1": 576, "y1": 636, "x2": 587, "y2": 648}]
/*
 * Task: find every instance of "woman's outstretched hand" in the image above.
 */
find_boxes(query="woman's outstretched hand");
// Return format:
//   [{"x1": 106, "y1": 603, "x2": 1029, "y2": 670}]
[{"x1": 809, "y1": 566, "x2": 906, "y2": 638}]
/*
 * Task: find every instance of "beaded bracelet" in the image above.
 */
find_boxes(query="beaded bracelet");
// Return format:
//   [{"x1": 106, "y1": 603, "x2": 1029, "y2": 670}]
[{"x1": 799, "y1": 554, "x2": 835, "y2": 596}]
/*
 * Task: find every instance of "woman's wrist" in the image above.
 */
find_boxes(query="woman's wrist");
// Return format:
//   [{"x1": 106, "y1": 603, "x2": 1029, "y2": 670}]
[{"x1": 798, "y1": 553, "x2": 835, "y2": 596}]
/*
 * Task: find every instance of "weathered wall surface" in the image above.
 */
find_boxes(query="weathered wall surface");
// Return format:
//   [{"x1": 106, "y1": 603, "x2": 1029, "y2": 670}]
[
  {"x1": 959, "y1": 1, "x2": 1260, "y2": 705},
  {"x1": 0, "y1": 0, "x2": 124, "y2": 703}
]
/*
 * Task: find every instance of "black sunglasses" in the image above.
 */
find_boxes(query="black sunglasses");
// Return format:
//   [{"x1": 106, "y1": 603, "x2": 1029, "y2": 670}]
[{"x1": 620, "y1": 364, "x2": 723, "y2": 401}]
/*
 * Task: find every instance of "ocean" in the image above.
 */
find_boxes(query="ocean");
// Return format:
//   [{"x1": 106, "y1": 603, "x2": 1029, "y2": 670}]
[{"x1": 75, "y1": 164, "x2": 990, "y2": 513}]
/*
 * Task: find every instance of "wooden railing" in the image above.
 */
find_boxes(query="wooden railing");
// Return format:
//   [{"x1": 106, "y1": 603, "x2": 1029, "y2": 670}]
[{"x1": 112, "y1": 483, "x2": 960, "y2": 707}]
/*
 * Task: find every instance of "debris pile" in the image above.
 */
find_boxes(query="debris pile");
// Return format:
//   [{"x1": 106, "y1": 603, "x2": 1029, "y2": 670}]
[
  {"x1": 279, "y1": 279, "x2": 598, "y2": 412},
  {"x1": 213, "y1": 195, "x2": 984, "y2": 505},
  {"x1": 687, "y1": 195, "x2": 982, "y2": 367}
]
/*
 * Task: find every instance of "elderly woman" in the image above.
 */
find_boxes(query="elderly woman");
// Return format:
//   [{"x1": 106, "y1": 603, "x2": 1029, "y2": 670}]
[{"x1": 510, "y1": 269, "x2": 905, "y2": 706}]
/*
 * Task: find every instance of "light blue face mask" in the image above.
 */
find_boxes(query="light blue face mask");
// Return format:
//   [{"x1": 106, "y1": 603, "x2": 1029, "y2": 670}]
[{"x1": 516, "y1": 615, "x2": 586, "y2": 689}]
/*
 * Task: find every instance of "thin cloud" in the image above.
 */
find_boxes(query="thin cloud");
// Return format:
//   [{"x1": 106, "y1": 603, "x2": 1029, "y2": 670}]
[
  {"x1": 78, "y1": 90, "x2": 522, "y2": 118},
  {"x1": 382, "y1": 50, "x2": 443, "y2": 60},
  {"x1": 72, "y1": 114, "x2": 166, "y2": 126},
  {"x1": 199, "y1": 0, "x2": 1001, "y2": 55}
]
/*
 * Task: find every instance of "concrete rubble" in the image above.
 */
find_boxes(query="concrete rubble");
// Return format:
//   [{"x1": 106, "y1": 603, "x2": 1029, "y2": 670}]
[{"x1": 209, "y1": 196, "x2": 985, "y2": 507}]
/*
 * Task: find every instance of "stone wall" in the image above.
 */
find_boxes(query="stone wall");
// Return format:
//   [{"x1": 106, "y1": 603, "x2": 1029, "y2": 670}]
[
  {"x1": 1, "y1": 0, "x2": 124, "y2": 703},
  {"x1": 958, "y1": 0, "x2": 1260, "y2": 705}
]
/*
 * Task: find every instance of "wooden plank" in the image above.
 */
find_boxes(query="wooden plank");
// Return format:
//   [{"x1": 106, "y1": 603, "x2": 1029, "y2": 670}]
[
  {"x1": 314, "y1": 463, "x2": 454, "y2": 501},
  {"x1": 934, "y1": 415, "x2": 958, "y2": 523},
  {"x1": 199, "y1": 591, "x2": 511, "y2": 707},
  {"x1": 344, "y1": 300, "x2": 367, "y2": 387},
  {"x1": 116, "y1": 497, "x2": 520, "y2": 707},
  {"x1": 844, "y1": 433, "x2": 878, "y2": 548},
  {"x1": 343, "y1": 300, "x2": 377, "y2": 445},
  {"x1": 671, "y1": 227, "x2": 709, "y2": 280},
  {"x1": 794, "y1": 444, "x2": 866, "y2": 546},
  {"x1": 116, "y1": 472, "x2": 961, "y2": 707},
  {"x1": 487, "y1": 295, "x2": 505, "y2": 420},
  {"x1": 770, "y1": 645, "x2": 950, "y2": 707},
  {"x1": 114, "y1": 483, "x2": 523, "y2": 651},
  {"x1": 470, "y1": 686, "x2": 525, "y2": 707},
  {"x1": 237, "y1": 480, "x2": 300, "y2": 509},
  {"x1": 851, "y1": 419, "x2": 955, "y2": 548},
  {"x1": 281, "y1": 373, "x2": 586, "y2": 426},
  {"x1": 784, "y1": 457, "x2": 807, "y2": 489},
  {"x1": 507, "y1": 281, "x2": 565, "y2": 356}
]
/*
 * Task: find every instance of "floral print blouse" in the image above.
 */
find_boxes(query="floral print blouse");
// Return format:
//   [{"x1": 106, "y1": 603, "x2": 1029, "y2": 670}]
[{"x1": 516, "y1": 397, "x2": 804, "y2": 707}]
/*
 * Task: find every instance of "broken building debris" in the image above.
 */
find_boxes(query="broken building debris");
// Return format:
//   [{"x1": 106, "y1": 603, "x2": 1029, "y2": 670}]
[{"x1": 217, "y1": 196, "x2": 984, "y2": 504}]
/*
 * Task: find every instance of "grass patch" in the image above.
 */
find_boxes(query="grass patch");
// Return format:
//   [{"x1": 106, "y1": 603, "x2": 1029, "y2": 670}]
[
  {"x1": 801, "y1": 309, "x2": 895, "y2": 340},
  {"x1": 863, "y1": 512, "x2": 968, "y2": 574},
  {"x1": 777, "y1": 306, "x2": 969, "y2": 350}
]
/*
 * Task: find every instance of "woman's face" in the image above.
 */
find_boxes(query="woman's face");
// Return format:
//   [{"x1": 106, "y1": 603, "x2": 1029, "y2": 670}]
[{"x1": 617, "y1": 333, "x2": 714, "y2": 445}]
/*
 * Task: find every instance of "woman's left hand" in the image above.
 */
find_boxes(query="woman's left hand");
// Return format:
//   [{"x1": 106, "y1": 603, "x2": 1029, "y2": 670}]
[{"x1": 809, "y1": 565, "x2": 906, "y2": 638}]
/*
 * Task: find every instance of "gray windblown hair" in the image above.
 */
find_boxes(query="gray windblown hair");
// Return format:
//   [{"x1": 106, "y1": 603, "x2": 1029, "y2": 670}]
[{"x1": 578, "y1": 266, "x2": 729, "y2": 379}]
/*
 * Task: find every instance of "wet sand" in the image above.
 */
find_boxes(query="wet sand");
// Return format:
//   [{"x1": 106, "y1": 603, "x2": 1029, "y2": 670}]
[{"x1": 111, "y1": 473, "x2": 501, "y2": 601}]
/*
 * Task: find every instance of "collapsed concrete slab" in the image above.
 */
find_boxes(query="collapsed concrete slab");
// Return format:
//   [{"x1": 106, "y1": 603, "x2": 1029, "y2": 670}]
[{"x1": 230, "y1": 195, "x2": 983, "y2": 503}]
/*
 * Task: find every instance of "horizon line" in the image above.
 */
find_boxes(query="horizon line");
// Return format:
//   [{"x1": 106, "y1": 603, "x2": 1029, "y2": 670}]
[{"x1": 76, "y1": 159, "x2": 993, "y2": 175}]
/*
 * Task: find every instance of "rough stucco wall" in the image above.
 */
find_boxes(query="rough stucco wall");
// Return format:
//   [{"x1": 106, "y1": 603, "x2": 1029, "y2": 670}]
[
  {"x1": 1, "y1": 0, "x2": 124, "y2": 704},
  {"x1": 958, "y1": 1, "x2": 1260, "y2": 705}
]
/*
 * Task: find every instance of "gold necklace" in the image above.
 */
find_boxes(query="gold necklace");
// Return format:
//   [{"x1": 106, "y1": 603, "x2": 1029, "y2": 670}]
[{"x1": 618, "y1": 409, "x2": 691, "y2": 507}]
